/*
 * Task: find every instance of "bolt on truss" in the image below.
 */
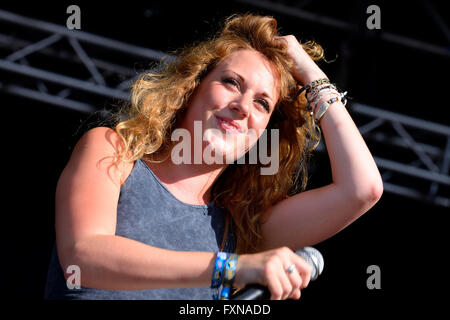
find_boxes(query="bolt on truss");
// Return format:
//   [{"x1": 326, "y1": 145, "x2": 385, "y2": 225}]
[{"x1": 0, "y1": 9, "x2": 448, "y2": 207}]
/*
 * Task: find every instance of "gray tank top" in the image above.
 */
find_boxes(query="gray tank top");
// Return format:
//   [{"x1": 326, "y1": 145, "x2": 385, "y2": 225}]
[{"x1": 44, "y1": 158, "x2": 236, "y2": 300}]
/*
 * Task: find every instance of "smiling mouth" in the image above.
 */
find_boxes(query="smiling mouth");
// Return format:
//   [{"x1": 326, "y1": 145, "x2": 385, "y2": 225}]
[{"x1": 215, "y1": 116, "x2": 241, "y2": 134}]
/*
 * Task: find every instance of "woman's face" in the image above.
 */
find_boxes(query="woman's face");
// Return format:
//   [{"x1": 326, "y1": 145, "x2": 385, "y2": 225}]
[{"x1": 179, "y1": 49, "x2": 280, "y2": 164}]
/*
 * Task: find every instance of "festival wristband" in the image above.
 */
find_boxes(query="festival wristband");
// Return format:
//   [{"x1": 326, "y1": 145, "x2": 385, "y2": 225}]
[
  {"x1": 219, "y1": 254, "x2": 239, "y2": 300},
  {"x1": 211, "y1": 252, "x2": 227, "y2": 300}
]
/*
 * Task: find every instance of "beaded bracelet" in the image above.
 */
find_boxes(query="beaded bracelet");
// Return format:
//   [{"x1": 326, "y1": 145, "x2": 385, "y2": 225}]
[
  {"x1": 314, "y1": 95, "x2": 342, "y2": 123},
  {"x1": 309, "y1": 88, "x2": 341, "y2": 110},
  {"x1": 307, "y1": 83, "x2": 336, "y2": 101},
  {"x1": 219, "y1": 254, "x2": 239, "y2": 300},
  {"x1": 309, "y1": 78, "x2": 330, "y2": 90},
  {"x1": 294, "y1": 79, "x2": 349, "y2": 134},
  {"x1": 210, "y1": 252, "x2": 228, "y2": 300},
  {"x1": 293, "y1": 78, "x2": 330, "y2": 103}
]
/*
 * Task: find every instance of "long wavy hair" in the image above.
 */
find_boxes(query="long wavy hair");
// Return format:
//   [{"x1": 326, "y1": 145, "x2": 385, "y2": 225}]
[{"x1": 113, "y1": 14, "x2": 324, "y2": 254}]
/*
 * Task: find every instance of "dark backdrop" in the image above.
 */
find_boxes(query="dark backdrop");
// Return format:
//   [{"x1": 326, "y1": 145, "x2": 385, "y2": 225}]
[{"x1": 1, "y1": 0, "x2": 447, "y2": 313}]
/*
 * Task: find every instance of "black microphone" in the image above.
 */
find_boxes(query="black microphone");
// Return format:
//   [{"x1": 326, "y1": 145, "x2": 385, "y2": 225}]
[{"x1": 231, "y1": 247, "x2": 324, "y2": 300}]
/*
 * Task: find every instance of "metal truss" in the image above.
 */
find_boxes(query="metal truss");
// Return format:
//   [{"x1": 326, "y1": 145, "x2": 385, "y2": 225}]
[
  {"x1": 349, "y1": 103, "x2": 449, "y2": 207},
  {"x1": 0, "y1": 9, "x2": 174, "y2": 113},
  {"x1": 0, "y1": 9, "x2": 448, "y2": 207},
  {"x1": 313, "y1": 102, "x2": 450, "y2": 207},
  {"x1": 235, "y1": 0, "x2": 450, "y2": 207},
  {"x1": 236, "y1": 0, "x2": 450, "y2": 58}
]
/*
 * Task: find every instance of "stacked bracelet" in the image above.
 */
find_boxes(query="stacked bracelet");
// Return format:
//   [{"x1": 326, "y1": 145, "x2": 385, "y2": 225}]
[
  {"x1": 309, "y1": 78, "x2": 330, "y2": 89},
  {"x1": 210, "y1": 252, "x2": 227, "y2": 300},
  {"x1": 219, "y1": 254, "x2": 239, "y2": 300},
  {"x1": 307, "y1": 83, "x2": 334, "y2": 101},
  {"x1": 293, "y1": 77, "x2": 330, "y2": 105},
  {"x1": 210, "y1": 252, "x2": 239, "y2": 300},
  {"x1": 313, "y1": 95, "x2": 344, "y2": 122},
  {"x1": 309, "y1": 87, "x2": 339, "y2": 109},
  {"x1": 295, "y1": 77, "x2": 348, "y2": 126}
]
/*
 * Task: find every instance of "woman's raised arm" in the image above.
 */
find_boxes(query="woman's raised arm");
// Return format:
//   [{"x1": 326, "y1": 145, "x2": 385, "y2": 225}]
[
  {"x1": 258, "y1": 36, "x2": 383, "y2": 251},
  {"x1": 55, "y1": 128, "x2": 313, "y2": 299}
]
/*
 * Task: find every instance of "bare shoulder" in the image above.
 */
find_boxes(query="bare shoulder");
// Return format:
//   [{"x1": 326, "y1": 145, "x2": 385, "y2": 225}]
[
  {"x1": 75, "y1": 126, "x2": 123, "y2": 153},
  {"x1": 55, "y1": 126, "x2": 134, "y2": 250},
  {"x1": 68, "y1": 126, "x2": 134, "y2": 186}
]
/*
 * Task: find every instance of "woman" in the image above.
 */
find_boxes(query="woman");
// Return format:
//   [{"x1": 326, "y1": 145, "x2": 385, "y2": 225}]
[{"x1": 44, "y1": 14, "x2": 383, "y2": 300}]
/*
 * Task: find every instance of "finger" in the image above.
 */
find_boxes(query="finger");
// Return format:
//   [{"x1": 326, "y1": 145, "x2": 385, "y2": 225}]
[
  {"x1": 291, "y1": 288, "x2": 301, "y2": 300},
  {"x1": 267, "y1": 277, "x2": 283, "y2": 300},
  {"x1": 273, "y1": 36, "x2": 287, "y2": 48},
  {"x1": 286, "y1": 265, "x2": 303, "y2": 296},
  {"x1": 300, "y1": 262, "x2": 313, "y2": 289},
  {"x1": 278, "y1": 265, "x2": 294, "y2": 300},
  {"x1": 292, "y1": 254, "x2": 313, "y2": 289},
  {"x1": 268, "y1": 258, "x2": 292, "y2": 300}
]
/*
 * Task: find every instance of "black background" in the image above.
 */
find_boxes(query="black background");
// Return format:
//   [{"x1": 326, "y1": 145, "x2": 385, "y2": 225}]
[{"x1": 0, "y1": 0, "x2": 447, "y2": 315}]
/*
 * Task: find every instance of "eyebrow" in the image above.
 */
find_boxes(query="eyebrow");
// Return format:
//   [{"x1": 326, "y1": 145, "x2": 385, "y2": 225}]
[{"x1": 224, "y1": 70, "x2": 275, "y2": 104}]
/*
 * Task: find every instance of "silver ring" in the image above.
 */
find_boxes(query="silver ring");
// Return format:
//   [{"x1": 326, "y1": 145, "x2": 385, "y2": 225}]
[{"x1": 286, "y1": 264, "x2": 296, "y2": 274}]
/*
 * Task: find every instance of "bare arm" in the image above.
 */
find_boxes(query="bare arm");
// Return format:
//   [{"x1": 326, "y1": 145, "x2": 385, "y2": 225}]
[
  {"x1": 55, "y1": 127, "x2": 317, "y2": 300},
  {"x1": 68, "y1": 234, "x2": 217, "y2": 290},
  {"x1": 259, "y1": 36, "x2": 383, "y2": 251},
  {"x1": 55, "y1": 127, "x2": 216, "y2": 290}
]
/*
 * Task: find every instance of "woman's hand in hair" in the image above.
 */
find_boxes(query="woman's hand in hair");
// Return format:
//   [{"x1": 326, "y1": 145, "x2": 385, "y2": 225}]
[
  {"x1": 277, "y1": 35, "x2": 327, "y2": 85},
  {"x1": 234, "y1": 247, "x2": 312, "y2": 300}
]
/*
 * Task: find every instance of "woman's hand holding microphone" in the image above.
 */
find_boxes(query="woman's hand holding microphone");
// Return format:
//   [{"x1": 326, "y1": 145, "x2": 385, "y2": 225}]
[{"x1": 233, "y1": 247, "x2": 313, "y2": 300}]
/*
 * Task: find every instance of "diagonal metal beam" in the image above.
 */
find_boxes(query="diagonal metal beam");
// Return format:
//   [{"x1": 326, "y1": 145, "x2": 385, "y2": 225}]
[
  {"x1": 0, "y1": 32, "x2": 138, "y2": 77},
  {"x1": 374, "y1": 157, "x2": 450, "y2": 185},
  {"x1": 236, "y1": 0, "x2": 450, "y2": 57},
  {"x1": 0, "y1": 9, "x2": 174, "y2": 62},
  {"x1": 419, "y1": 0, "x2": 450, "y2": 43},
  {"x1": 17, "y1": 57, "x2": 49, "y2": 93},
  {"x1": 0, "y1": 59, "x2": 129, "y2": 100},
  {"x1": 1, "y1": 8, "x2": 447, "y2": 207},
  {"x1": 350, "y1": 102, "x2": 450, "y2": 207},
  {"x1": 6, "y1": 34, "x2": 62, "y2": 62},
  {"x1": 365, "y1": 132, "x2": 443, "y2": 158},
  {"x1": 358, "y1": 118, "x2": 385, "y2": 135},
  {"x1": 442, "y1": 137, "x2": 450, "y2": 175},
  {"x1": 391, "y1": 121, "x2": 440, "y2": 173},
  {"x1": 68, "y1": 37, "x2": 106, "y2": 86},
  {"x1": 351, "y1": 103, "x2": 450, "y2": 135},
  {"x1": 1, "y1": 83, "x2": 95, "y2": 113},
  {"x1": 383, "y1": 182, "x2": 449, "y2": 207}
]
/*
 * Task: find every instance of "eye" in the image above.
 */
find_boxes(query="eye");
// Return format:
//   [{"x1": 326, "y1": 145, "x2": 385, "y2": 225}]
[
  {"x1": 223, "y1": 77, "x2": 240, "y2": 90},
  {"x1": 256, "y1": 99, "x2": 270, "y2": 112}
]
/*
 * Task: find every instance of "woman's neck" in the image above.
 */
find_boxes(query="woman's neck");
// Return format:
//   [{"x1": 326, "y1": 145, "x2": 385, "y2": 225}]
[{"x1": 144, "y1": 157, "x2": 226, "y2": 205}]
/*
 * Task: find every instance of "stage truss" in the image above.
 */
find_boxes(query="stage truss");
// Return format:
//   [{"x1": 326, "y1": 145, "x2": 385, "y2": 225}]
[{"x1": 0, "y1": 9, "x2": 448, "y2": 207}]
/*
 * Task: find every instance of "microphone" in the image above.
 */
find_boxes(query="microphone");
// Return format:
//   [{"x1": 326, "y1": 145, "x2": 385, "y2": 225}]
[{"x1": 231, "y1": 247, "x2": 324, "y2": 300}]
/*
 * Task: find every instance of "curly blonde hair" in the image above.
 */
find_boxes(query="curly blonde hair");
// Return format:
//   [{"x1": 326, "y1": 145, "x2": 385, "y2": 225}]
[{"x1": 113, "y1": 13, "x2": 324, "y2": 254}]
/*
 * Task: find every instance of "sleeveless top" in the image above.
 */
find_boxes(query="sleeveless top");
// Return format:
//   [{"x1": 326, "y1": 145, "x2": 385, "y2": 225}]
[{"x1": 44, "y1": 158, "x2": 236, "y2": 300}]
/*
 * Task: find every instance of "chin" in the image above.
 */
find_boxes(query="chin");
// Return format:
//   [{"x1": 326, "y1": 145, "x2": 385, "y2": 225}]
[{"x1": 204, "y1": 137, "x2": 247, "y2": 165}]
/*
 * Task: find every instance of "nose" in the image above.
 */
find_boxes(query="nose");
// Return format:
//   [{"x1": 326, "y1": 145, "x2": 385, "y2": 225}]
[{"x1": 230, "y1": 92, "x2": 251, "y2": 118}]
